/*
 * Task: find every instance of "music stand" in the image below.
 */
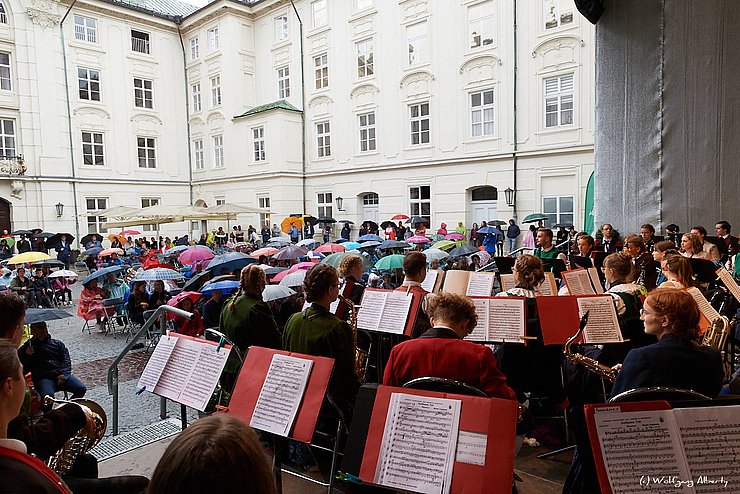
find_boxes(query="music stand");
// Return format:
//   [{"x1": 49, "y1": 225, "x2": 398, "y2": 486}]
[
  {"x1": 689, "y1": 258, "x2": 717, "y2": 284},
  {"x1": 542, "y1": 258, "x2": 567, "y2": 278},
  {"x1": 568, "y1": 255, "x2": 593, "y2": 269},
  {"x1": 493, "y1": 256, "x2": 515, "y2": 274}
]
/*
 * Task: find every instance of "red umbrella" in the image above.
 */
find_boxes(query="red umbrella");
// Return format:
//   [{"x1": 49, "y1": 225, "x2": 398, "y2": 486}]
[
  {"x1": 99, "y1": 248, "x2": 124, "y2": 257},
  {"x1": 390, "y1": 214, "x2": 409, "y2": 221},
  {"x1": 120, "y1": 230, "x2": 141, "y2": 236},
  {"x1": 314, "y1": 243, "x2": 346, "y2": 254},
  {"x1": 179, "y1": 248, "x2": 215, "y2": 264},
  {"x1": 271, "y1": 262, "x2": 316, "y2": 282},
  {"x1": 142, "y1": 255, "x2": 174, "y2": 270},
  {"x1": 166, "y1": 291, "x2": 203, "y2": 319}
]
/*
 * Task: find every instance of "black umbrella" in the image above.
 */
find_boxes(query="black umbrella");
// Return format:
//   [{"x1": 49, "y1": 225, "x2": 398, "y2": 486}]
[
  {"x1": 448, "y1": 245, "x2": 479, "y2": 257},
  {"x1": 182, "y1": 270, "x2": 213, "y2": 292},
  {"x1": 488, "y1": 220, "x2": 507, "y2": 227},
  {"x1": 80, "y1": 233, "x2": 102, "y2": 245},
  {"x1": 30, "y1": 228, "x2": 43, "y2": 234},
  {"x1": 44, "y1": 233, "x2": 75, "y2": 249},
  {"x1": 31, "y1": 259, "x2": 65, "y2": 268},
  {"x1": 405, "y1": 216, "x2": 429, "y2": 226},
  {"x1": 301, "y1": 215, "x2": 319, "y2": 226},
  {"x1": 11, "y1": 230, "x2": 32, "y2": 236},
  {"x1": 33, "y1": 232, "x2": 55, "y2": 239},
  {"x1": 553, "y1": 222, "x2": 574, "y2": 229},
  {"x1": 209, "y1": 274, "x2": 238, "y2": 284},
  {"x1": 380, "y1": 221, "x2": 395, "y2": 229},
  {"x1": 317, "y1": 217, "x2": 336, "y2": 223},
  {"x1": 25, "y1": 308, "x2": 73, "y2": 325},
  {"x1": 338, "y1": 220, "x2": 354, "y2": 224}
]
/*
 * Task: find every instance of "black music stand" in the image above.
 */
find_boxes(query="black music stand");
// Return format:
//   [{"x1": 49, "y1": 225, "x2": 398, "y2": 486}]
[
  {"x1": 568, "y1": 255, "x2": 593, "y2": 269},
  {"x1": 542, "y1": 258, "x2": 567, "y2": 278},
  {"x1": 689, "y1": 258, "x2": 717, "y2": 284},
  {"x1": 493, "y1": 256, "x2": 515, "y2": 274}
]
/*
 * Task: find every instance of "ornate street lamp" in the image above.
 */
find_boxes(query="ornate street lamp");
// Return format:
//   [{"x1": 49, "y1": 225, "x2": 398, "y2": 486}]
[
  {"x1": 504, "y1": 187, "x2": 515, "y2": 207},
  {"x1": 55, "y1": 202, "x2": 64, "y2": 217}
]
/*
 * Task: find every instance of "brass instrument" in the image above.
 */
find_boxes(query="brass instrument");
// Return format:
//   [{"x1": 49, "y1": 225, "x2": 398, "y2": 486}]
[
  {"x1": 563, "y1": 311, "x2": 618, "y2": 383},
  {"x1": 43, "y1": 396, "x2": 107, "y2": 476},
  {"x1": 702, "y1": 315, "x2": 732, "y2": 381},
  {"x1": 339, "y1": 295, "x2": 369, "y2": 382}
]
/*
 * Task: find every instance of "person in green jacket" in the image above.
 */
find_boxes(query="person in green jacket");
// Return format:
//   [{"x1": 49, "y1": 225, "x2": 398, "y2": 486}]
[
  {"x1": 219, "y1": 265, "x2": 281, "y2": 391},
  {"x1": 283, "y1": 264, "x2": 359, "y2": 421}
]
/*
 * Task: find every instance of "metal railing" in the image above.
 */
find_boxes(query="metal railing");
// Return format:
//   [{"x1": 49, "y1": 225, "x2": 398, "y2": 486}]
[{"x1": 107, "y1": 304, "x2": 193, "y2": 435}]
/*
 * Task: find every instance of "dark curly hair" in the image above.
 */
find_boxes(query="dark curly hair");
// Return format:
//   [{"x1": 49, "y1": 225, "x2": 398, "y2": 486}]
[
  {"x1": 513, "y1": 255, "x2": 545, "y2": 290},
  {"x1": 303, "y1": 264, "x2": 339, "y2": 303}
]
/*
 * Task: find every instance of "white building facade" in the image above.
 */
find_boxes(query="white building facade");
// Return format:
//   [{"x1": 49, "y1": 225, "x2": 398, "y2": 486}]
[{"x1": 0, "y1": 0, "x2": 594, "y2": 243}]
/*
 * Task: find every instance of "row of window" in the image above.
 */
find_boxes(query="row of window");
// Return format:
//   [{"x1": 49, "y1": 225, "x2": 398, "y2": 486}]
[
  {"x1": 81, "y1": 132, "x2": 159, "y2": 169},
  {"x1": 77, "y1": 68, "x2": 155, "y2": 109},
  {"x1": 75, "y1": 15, "x2": 152, "y2": 54},
  {"x1": 86, "y1": 196, "x2": 161, "y2": 233}
]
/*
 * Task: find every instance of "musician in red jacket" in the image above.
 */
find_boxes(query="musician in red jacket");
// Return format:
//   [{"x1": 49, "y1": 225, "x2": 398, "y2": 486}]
[{"x1": 382, "y1": 292, "x2": 516, "y2": 400}]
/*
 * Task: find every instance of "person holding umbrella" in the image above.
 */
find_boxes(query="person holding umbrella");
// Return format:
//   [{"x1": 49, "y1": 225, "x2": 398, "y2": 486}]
[
  {"x1": 173, "y1": 297, "x2": 203, "y2": 337},
  {"x1": 53, "y1": 235, "x2": 72, "y2": 270},
  {"x1": 0, "y1": 239, "x2": 10, "y2": 260},
  {"x1": 16, "y1": 236, "x2": 30, "y2": 254},
  {"x1": 341, "y1": 222, "x2": 351, "y2": 241}
]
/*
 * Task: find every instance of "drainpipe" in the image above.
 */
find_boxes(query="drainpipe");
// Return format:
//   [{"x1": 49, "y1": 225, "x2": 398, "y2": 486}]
[
  {"x1": 177, "y1": 24, "x2": 194, "y2": 209},
  {"x1": 59, "y1": 0, "x2": 81, "y2": 246},
  {"x1": 512, "y1": 0, "x2": 518, "y2": 221},
  {"x1": 290, "y1": 0, "x2": 307, "y2": 216}
]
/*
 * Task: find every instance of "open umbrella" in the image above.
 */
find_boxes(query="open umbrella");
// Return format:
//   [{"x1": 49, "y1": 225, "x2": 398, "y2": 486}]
[
  {"x1": 317, "y1": 217, "x2": 336, "y2": 223},
  {"x1": 405, "y1": 216, "x2": 429, "y2": 226},
  {"x1": 379, "y1": 240, "x2": 410, "y2": 250},
  {"x1": 44, "y1": 233, "x2": 75, "y2": 249},
  {"x1": 374, "y1": 254, "x2": 405, "y2": 271},
  {"x1": 488, "y1": 220, "x2": 507, "y2": 227},
  {"x1": 167, "y1": 291, "x2": 202, "y2": 308},
  {"x1": 262, "y1": 285, "x2": 297, "y2": 302},
  {"x1": 33, "y1": 232, "x2": 55, "y2": 239},
  {"x1": 553, "y1": 222, "x2": 574, "y2": 229},
  {"x1": 251, "y1": 247, "x2": 278, "y2": 258},
  {"x1": 11, "y1": 230, "x2": 32, "y2": 236},
  {"x1": 80, "y1": 265, "x2": 129, "y2": 285},
  {"x1": 278, "y1": 270, "x2": 308, "y2": 287},
  {"x1": 358, "y1": 234, "x2": 383, "y2": 243},
  {"x1": 469, "y1": 251, "x2": 491, "y2": 265},
  {"x1": 521, "y1": 213, "x2": 549, "y2": 224},
  {"x1": 342, "y1": 242, "x2": 361, "y2": 250},
  {"x1": 361, "y1": 221, "x2": 379, "y2": 231},
  {"x1": 444, "y1": 233, "x2": 465, "y2": 240},
  {"x1": 0, "y1": 237, "x2": 14, "y2": 249},
  {"x1": 338, "y1": 220, "x2": 354, "y2": 225},
  {"x1": 272, "y1": 262, "x2": 316, "y2": 283},
  {"x1": 7, "y1": 252, "x2": 50, "y2": 265},
  {"x1": 281, "y1": 216, "x2": 303, "y2": 234},
  {"x1": 25, "y1": 308, "x2": 74, "y2": 325},
  {"x1": 407, "y1": 235, "x2": 431, "y2": 244},
  {"x1": 199, "y1": 280, "x2": 239, "y2": 295},
  {"x1": 448, "y1": 245, "x2": 479, "y2": 258},
  {"x1": 48, "y1": 269, "x2": 78, "y2": 279},
  {"x1": 133, "y1": 267, "x2": 184, "y2": 281},
  {"x1": 120, "y1": 229, "x2": 141, "y2": 236},
  {"x1": 182, "y1": 270, "x2": 213, "y2": 292},
  {"x1": 80, "y1": 247, "x2": 103, "y2": 257},
  {"x1": 164, "y1": 245, "x2": 191, "y2": 255},
  {"x1": 380, "y1": 221, "x2": 396, "y2": 229},
  {"x1": 98, "y1": 248, "x2": 124, "y2": 257},
  {"x1": 297, "y1": 239, "x2": 320, "y2": 248},
  {"x1": 314, "y1": 243, "x2": 346, "y2": 254},
  {"x1": 179, "y1": 248, "x2": 215, "y2": 264},
  {"x1": 273, "y1": 245, "x2": 308, "y2": 261},
  {"x1": 207, "y1": 252, "x2": 257, "y2": 275},
  {"x1": 423, "y1": 248, "x2": 449, "y2": 263},
  {"x1": 31, "y1": 259, "x2": 65, "y2": 268},
  {"x1": 390, "y1": 214, "x2": 409, "y2": 221},
  {"x1": 301, "y1": 215, "x2": 319, "y2": 226},
  {"x1": 107, "y1": 233, "x2": 126, "y2": 245},
  {"x1": 80, "y1": 233, "x2": 103, "y2": 246},
  {"x1": 431, "y1": 240, "x2": 456, "y2": 251},
  {"x1": 477, "y1": 226, "x2": 503, "y2": 236},
  {"x1": 358, "y1": 240, "x2": 382, "y2": 249},
  {"x1": 321, "y1": 251, "x2": 352, "y2": 269}
]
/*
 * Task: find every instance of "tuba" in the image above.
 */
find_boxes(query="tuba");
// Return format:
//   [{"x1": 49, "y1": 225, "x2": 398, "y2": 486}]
[
  {"x1": 43, "y1": 396, "x2": 107, "y2": 476},
  {"x1": 563, "y1": 311, "x2": 618, "y2": 383},
  {"x1": 339, "y1": 295, "x2": 369, "y2": 382}
]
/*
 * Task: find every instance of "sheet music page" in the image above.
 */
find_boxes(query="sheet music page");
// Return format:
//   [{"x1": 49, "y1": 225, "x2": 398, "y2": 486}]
[
  {"x1": 674, "y1": 405, "x2": 740, "y2": 493},
  {"x1": 357, "y1": 290, "x2": 388, "y2": 331},
  {"x1": 588, "y1": 267, "x2": 605, "y2": 294},
  {"x1": 594, "y1": 408, "x2": 692, "y2": 493},
  {"x1": 137, "y1": 334, "x2": 178, "y2": 392},
  {"x1": 249, "y1": 354, "x2": 313, "y2": 436},
  {"x1": 456, "y1": 430, "x2": 487, "y2": 466},
  {"x1": 466, "y1": 299, "x2": 490, "y2": 341},
  {"x1": 179, "y1": 342, "x2": 231, "y2": 411},
  {"x1": 537, "y1": 273, "x2": 557, "y2": 296},
  {"x1": 686, "y1": 287, "x2": 720, "y2": 322},
  {"x1": 421, "y1": 270, "x2": 439, "y2": 293},
  {"x1": 329, "y1": 298, "x2": 340, "y2": 314},
  {"x1": 153, "y1": 337, "x2": 202, "y2": 403},
  {"x1": 375, "y1": 393, "x2": 461, "y2": 494},
  {"x1": 441, "y1": 270, "x2": 470, "y2": 295},
  {"x1": 563, "y1": 269, "x2": 596, "y2": 296},
  {"x1": 716, "y1": 268, "x2": 740, "y2": 303},
  {"x1": 500, "y1": 273, "x2": 517, "y2": 292},
  {"x1": 576, "y1": 296, "x2": 623, "y2": 344},
  {"x1": 465, "y1": 272, "x2": 495, "y2": 297},
  {"x1": 377, "y1": 290, "x2": 413, "y2": 335},
  {"x1": 489, "y1": 298, "x2": 526, "y2": 343}
]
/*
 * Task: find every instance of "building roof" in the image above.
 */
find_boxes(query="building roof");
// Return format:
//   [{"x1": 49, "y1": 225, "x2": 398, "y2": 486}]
[
  {"x1": 234, "y1": 100, "x2": 301, "y2": 119},
  {"x1": 100, "y1": 0, "x2": 199, "y2": 21}
]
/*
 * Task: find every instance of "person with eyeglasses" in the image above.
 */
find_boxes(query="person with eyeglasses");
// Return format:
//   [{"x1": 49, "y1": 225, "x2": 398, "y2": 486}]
[{"x1": 610, "y1": 288, "x2": 723, "y2": 399}]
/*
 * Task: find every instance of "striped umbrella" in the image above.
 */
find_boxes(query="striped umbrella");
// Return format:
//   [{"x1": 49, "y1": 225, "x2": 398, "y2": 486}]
[{"x1": 133, "y1": 267, "x2": 184, "y2": 281}]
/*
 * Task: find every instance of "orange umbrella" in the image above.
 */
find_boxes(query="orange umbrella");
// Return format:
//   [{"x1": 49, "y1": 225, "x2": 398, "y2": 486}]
[
  {"x1": 107, "y1": 233, "x2": 126, "y2": 244},
  {"x1": 281, "y1": 216, "x2": 303, "y2": 234}
]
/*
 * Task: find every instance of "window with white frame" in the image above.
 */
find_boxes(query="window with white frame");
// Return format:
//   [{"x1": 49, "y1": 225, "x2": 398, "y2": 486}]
[
  {"x1": 544, "y1": 0, "x2": 574, "y2": 30},
  {"x1": 81, "y1": 131, "x2": 104, "y2": 166},
  {"x1": 190, "y1": 37, "x2": 199, "y2": 60},
  {"x1": 137, "y1": 137, "x2": 156, "y2": 168},
  {"x1": 207, "y1": 27, "x2": 219, "y2": 51},
  {"x1": 544, "y1": 73, "x2": 574, "y2": 128},
  {"x1": 274, "y1": 15, "x2": 289, "y2": 42},
  {"x1": 314, "y1": 53, "x2": 328, "y2": 90},
  {"x1": 359, "y1": 112, "x2": 376, "y2": 152},
  {"x1": 312, "y1": 0, "x2": 327, "y2": 28},
  {"x1": 133, "y1": 78, "x2": 153, "y2": 109},
  {"x1": 74, "y1": 15, "x2": 97, "y2": 43},
  {"x1": 543, "y1": 196, "x2": 574, "y2": 226},
  {"x1": 406, "y1": 22, "x2": 428, "y2": 65},
  {"x1": 0, "y1": 119, "x2": 15, "y2": 157},
  {"x1": 77, "y1": 68, "x2": 100, "y2": 101},
  {"x1": 86, "y1": 197, "x2": 108, "y2": 234},
  {"x1": 253, "y1": 127, "x2": 265, "y2": 162},
  {"x1": 211, "y1": 75, "x2": 221, "y2": 107},
  {"x1": 191, "y1": 83, "x2": 201, "y2": 112},
  {"x1": 0, "y1": 53, "x2": 10, "y2": 91},
  {"x1": 277, "y1": 66, "x2": 290, "y2": 99},
  {"x1": 356, "y1": 39, "x2": 374, "y2": 78},
  {"x1": 141, "y1": 197, "x2": 160, "y2": 231},
  {"x1": 258, "y1": 195, "x2": 270, "y2": 227},
  {"x1": 214, "y1": 196, "x2": 226, "y2": 206},
  {"x1": 409, "y1": 185, "x2": 431, "y2": 224},
  {"x1": 355, "y1": 0, "x2": 372, "y2": 11},
  {"x1": 363, "y1": 192, "x2": 379, "y2": 205},
  {"x1": 0, "y1": 3, "x2": 8, "y2": 24},
  {"x1": 317, "y1": 192, "x2": 332, "y2": 219},
  {"x1": 316, "y1": 121, "x2": 330, "y2": 158},
  {"x1": 468, "y1": 1, "x2": 494, "y2": 49},
  {"x1": 409, "y1": 102, "x2": 430, "y2": 145},
  {"x1": 131, "y1": 30, "x2": 150, "y2": 54},
  {"x1": 470, "y1": 89, "x2": 494, "y2": 137},
  {"x1": 193, "y1": 139, "x2": 204, "y2": 170},
  {"x1": 213, "y1": 135, "x2": 224, "y2": 167}
]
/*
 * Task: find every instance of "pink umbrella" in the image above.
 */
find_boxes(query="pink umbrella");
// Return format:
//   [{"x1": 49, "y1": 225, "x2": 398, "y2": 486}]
[
  {"x1": 271, "y1": 262, "x2": 317, "y2": 282},
  {"x1": 166, "y1": 291, "x2": 203, "y2": 319},
  {"x1": 251, "y1": 247, "x2": 278, "y2": 258},
  {"x1": 314, "y1": 243, "x2": 346, "y2": 254},
  {"x1": 444, "y1": 233, "x2": 465, "y2": 240},
  {"x1": 469, "y1": 250, "x2": 491, "y2": 265},
  {"x1": 99, "y1": 248, "x2": 124, "y2": 257},
  {"x1": 120, "y1": 230, "x2": 141, "y2": 236},
  {"x1": 179, "y1": 248, "x2": 215, "y2": 264},
  {"x1": 407, "y1": 235, "x2": 431, "y2": 244}
]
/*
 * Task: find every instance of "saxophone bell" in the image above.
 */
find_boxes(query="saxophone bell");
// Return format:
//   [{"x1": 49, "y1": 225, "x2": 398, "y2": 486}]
[{"x1": 564, "y1": 310, "x2": 618, "y2": 383}]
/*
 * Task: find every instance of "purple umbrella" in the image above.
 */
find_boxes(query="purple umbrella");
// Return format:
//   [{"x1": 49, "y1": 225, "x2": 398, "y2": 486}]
[{"x1": 444, "y1": 233, "x2": 465, "y2": 240}]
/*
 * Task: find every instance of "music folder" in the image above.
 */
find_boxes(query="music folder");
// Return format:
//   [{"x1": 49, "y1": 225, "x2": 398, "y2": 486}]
[
  {"x1": 356, "y1": 288, "x2": 423, "y2": 336},
  {"x1": 537, "y1": 295, "x2": 623, "y2": 345},
  {"x1": 493, "y1": 256, "x2": 515, "y2": 274},
  {"x1": 226, "y1": 346, "x2": 334, "y2": 443}
]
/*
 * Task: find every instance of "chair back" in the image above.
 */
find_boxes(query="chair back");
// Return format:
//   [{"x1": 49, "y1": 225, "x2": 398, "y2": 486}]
[
  {"x1": 609, "y1": 386, "x2": 710, "y2": 404},
  {"x1": 402, "y1": 377, "x2": 487, "y2": 397}
]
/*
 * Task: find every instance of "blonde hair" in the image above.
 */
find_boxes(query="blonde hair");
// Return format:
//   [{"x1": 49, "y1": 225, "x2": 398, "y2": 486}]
[
  {"x1": 682, "y1": 233, "x2": 703, "y2": 255},
  {"x1": 228, "y1": 265, "x2": 265, "y2": 312},
  {"x1": 338, "y1": 255, "x2": 363, "y2": 278}
]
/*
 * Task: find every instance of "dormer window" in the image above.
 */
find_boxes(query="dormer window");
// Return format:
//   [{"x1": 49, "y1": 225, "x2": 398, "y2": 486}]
[{"x1": 131, "y1": 30, "x2": 150, "y2": 54}]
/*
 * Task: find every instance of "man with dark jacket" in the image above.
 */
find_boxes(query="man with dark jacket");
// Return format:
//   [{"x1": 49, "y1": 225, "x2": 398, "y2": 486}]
[
  {"x1": 16, "y1": 236, "x2": 31, "y2": 254},
  {"x1": 506, "y1": 219, "x2": 520, "y2": 253},
  {"x1": 54, "y1": 235, "x2": 72, "y2": 270}
]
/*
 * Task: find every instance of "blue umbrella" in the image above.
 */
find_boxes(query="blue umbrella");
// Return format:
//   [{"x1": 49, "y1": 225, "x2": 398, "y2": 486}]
[
  {"x1": 343, "y1": 242, "x2": 361, "y2": 250},
  {"x1": 81, "y1": 246, "x2": 103, "y2": 257},
  {"x1": 199, "y1": 280, "x2": 239, "y2": 295},
  {"x1": 477, "y1": 226, "x2": 503, "y2": 235},
  {"x1": 207, "y1": 252, "x2": 257, "y2": 275},
  {"x1": 358, "y1": 234, "x2": 383, "y2": 243},
  {"x1": 358, "y1": 240, "x2": 381, "y2": 248},
  {"x1": 81, "y1": 265, "x2": 129, "y2": 285}
]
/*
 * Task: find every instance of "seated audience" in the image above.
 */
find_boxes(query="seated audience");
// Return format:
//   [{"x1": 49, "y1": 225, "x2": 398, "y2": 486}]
[
  {"x1": 9, "y1": 268, "x2": 32, "y2": 306},
  {"x1": 77, "y1": 279, "x2": 114, "y2": 332},
  {"x1": 126, "y1": 281, "x2": 149, "y2": 325},
  {"x1": 173, "y1": 297, "x2": 204, "y2": 337},
  {"x1": 148, "y1": 280, "x2": 171, "y2": 310}
]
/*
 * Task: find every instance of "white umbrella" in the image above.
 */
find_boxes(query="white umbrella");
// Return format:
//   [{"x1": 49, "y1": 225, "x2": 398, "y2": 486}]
[
  {"x1": 278, "y1": 270, "x2": 307, "y2": 287},
  {"x1": 297, "y1": 239, "x2": 319, "y2": 247},
  {"x1": 423, "y1": 248, "x2": 449, "y2": 263},
  {"x1": 262, "y1": 285, "x2": 297, "y2": 302},
  {"x1": 133, "y1": 267, "x2": 184, "y2": 281},
  {"x1": 48, "y1": 269, "x2": 78, "y2": 278}
]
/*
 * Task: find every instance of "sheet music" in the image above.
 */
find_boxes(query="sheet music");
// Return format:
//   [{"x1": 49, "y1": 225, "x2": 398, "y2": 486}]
[
  {"x1": 357, "y1": 290, "x2": 388, "y2": 331},
  {"x1": 249, "y1": 354, "x2": 313, "y2": 436},
  {"x1": 489, "y1": 298, "x2": 526, "y2": 343},
  {"x1": 588, "y1": 267, "x2": 605, "y2": 294},
  {"x1": 456, "y1": 430, "x2": 487, "y2": 466},
  {"x1": 466, "y1": 272, "x2": 495, "y2": 297},
  {"x1": 137, "y1": 335, "x2": 178, "y2": 392},
  {"x1": 375, "y1": 393, "x2": 461, "y2": 494},
  {"x1": 563, "y1": 269, "x2": 596, "y2": 296},
  {"x1": 576, "y1": 296, "x2": 623, "y2": 344},
  {"x1": 716, "y1": 268, "x2": 740, "y2": 303},
  {"x1": 467, "y1": 299, "x2": 490, "y2": 341},
  {"x1": 329, "y1": 298, "x2": 340, "y2": 314},
  {"x1": 686, "y1": 287, "x2": 721, "y2": 322},
  {"x1": 441, "y1": 270, "x2": 470, "y2": 295},
  {"x1": 377, "y1": 290, "x2": 413, "y2": 335},
  {"x1": 538, "y1": 273, "x2": 557, "y2": 296},
  {"x1": 594, "y1": 408, "x2": 692, "y2": 493},
  {"x1": 674, "y1": 405, "x2": 740, "y2": 493},
  {"x1": 179, "y1": 343, "x2": 230, "y2": 411},
  {"x1": 153, "y1": 338, "x2": 202, "y2": 403},
  {"x1": 421, "y1": 270, "x2": 439, "y2": 293},
  {"x1": 500, "y1": 273, "x2": 516, "y2": 292}
]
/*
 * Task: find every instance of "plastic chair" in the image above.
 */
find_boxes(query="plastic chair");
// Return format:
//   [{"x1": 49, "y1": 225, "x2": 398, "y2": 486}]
[
  {"x1": 609, "y1": 387, "x2": 711, "y2": 404},
  {"x1": 401, "y1": 376, "x2": 487, "y2": 397}
]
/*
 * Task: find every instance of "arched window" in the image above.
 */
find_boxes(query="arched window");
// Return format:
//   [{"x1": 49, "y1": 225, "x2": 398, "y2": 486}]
[
  {"x1": 0, "y1": 3, "x2": 8, "y2": 24},
  {"x1": 471, "y1": 186, "x2": 497, "y2": 201},
  {"x1": 362, "y1": 192, "x2": 379, "y2": 205}
]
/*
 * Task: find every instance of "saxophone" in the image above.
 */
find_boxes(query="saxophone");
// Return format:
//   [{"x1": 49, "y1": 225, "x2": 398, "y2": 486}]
[
  {"x1": 563, "y1": 311, "x2": 618, "y2": 383},
  {"x1": 702, "y1": 315, "x2": 732, "y2": 381},
  {"x1": 43, "y1": 396, "x2": 107, "y2": 476},
  {"x1": 339, "y1": 295, "x2": 369, "y2": 382}
]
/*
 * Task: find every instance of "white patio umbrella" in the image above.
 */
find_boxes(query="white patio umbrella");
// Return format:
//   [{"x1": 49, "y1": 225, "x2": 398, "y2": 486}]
[{"x1": 278, "y1": 270, "x2": 307, "y2": 287}]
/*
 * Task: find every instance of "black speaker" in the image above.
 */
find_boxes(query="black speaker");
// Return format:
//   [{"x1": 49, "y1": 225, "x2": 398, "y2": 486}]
[{"x1": 574, "y1": 0, "x2": 605, "y2": 24}]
